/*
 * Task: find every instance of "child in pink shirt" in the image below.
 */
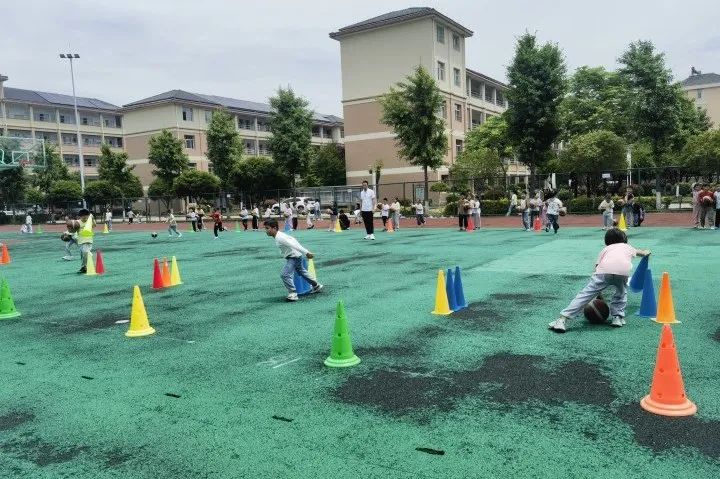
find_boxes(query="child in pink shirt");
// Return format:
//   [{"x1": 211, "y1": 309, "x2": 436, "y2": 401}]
[{"x1": 549, "y1": 228, "x2": 651, "y2": 333}]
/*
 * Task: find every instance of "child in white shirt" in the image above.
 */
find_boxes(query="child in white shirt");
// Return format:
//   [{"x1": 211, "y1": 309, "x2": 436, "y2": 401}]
[
  {"x1": 544, "y1": 192, "x2": 563, "y2": 234},
  {"x1": 598, "y1": 194, "x2": 614, "y2": 230},
  {"x1": 414, "y1": 201, "x2": 425, "y2": 226},
  {"x1": 381, "y1": 198, "x2": 390, "y2": 231}
]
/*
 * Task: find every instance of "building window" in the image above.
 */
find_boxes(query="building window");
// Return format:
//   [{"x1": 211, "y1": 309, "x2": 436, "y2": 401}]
[
  {"x1": 114, "y1": 115, "x2": 122, "y2": 128},
  {"x1": 62, "y1": 133, "x2": 78, "y2": 145},
  {"x1": 496, "y1": 90, "x2": 505, "y2": 106},
  {"x1": 82, "y1": 135, "x2": 102, "y2": 146},
  {"x1": 340, "y1": 128, "x2": 345, "y2": 138},
  {"x1": 35, "y1": 131, "x2": 58, "y2": 145},
  {"x1": 84, "y1": 156, "x2": 97, "y2": 167},
  {"x1": 456, "y1": 139, "x2": 463, "y2": 154},
  {"x1": 106, "y1": 136, "x2": 123, "y2": 148},
  {"x1": 59, "y1": 111, "x2": 76, "y2": 124},
  {"x1": 437, "y1": 61, "x2": 445, "y2": 81},
  {"x1": 189, "y1": 162, "x2": 197, "y2": 169},
  {"x1": 454, "y1": 104, "x2": 462, "y2": 122},
  {"x1": 238, "y1": 117, "x2": 254, "y2": 130},
  {"x1": 257, "y1": 120, "x2": 271, "y2": 132},
  {"x1": 485, "y1": 86, "x2": 494, "y2": 103},
  {"x1": 436, "y1": 25, "x2": 445, "y2": 43},
  {"x1": 8, "y1": 130, "x2": 32, "y2": 138},
  {"x1": 697, "y1": 89, "x2": 703, "y2": 99},
  {"x1": 63, "y1": 155, "x2": 79, "y2": 166},
  {"x1": 323, "y1": 127, "x2": 333, "y2": 138},
  {"x1": 7, "y1": 104, "x2": 30, "y2": 120},
  {"x1": 34, "y1": 111, "x2": 55, "y2": 122},
  {"x1": 452, "y1": 34, "x2": 460, "y2": 51},
  {"x1": 453, "y1": 68, "x2": 461, "y2": 87},
  {"x1": 440, "y1": 102, "x2": 447, "y2": 118},
  {"x1": 312, "y1": 126, "x2": 321, "y2": 138},
  {"x1": 182, "y1": 107, "x2": 193, "y2": 121},
  {"x1": 204, "y1": 110, "x2": 213, "y2": 123},
  {"x1": 184, "y1": 135, "x2": 195, "y2": 149}
]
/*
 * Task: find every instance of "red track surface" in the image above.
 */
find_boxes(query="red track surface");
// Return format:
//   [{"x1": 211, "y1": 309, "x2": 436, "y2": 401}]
[{"x1": 0, "y1": 212, "x2": 696, "y2": 234}]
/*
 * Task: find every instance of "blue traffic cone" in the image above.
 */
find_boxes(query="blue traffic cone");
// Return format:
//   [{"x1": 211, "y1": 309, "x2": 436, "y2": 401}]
[
  {"x1": 453, "y1": 266, "x2": 468, "y2": 310},
  {"x1": 284, "y1": 220, "x2": 292, "y2": 233},
  {"x1": 293, "y1": 257, "x2": 312, "y2": 295},
  {"x1": 629, "y1": 256, "x2": 649, "y2": 293},
  {"x1": 446, "y1": 268, "x2": 459, "y2": 312},
  {"x1": 637, "y1": 268, "x2": 657, "y2": 318}
]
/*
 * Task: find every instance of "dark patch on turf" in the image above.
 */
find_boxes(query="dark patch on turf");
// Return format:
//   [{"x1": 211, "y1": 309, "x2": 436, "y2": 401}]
[
  {"x1": 714, "y1": 328, "x2": 720, "y2": 342},
  {"x1": 203, "y1": 247, "x2": 254, "y2": 258},
  {"x1": 0, "y1": 411, "x2": 34, "y2": 431},
  {"x1": 617, "y1": 403, "x2": 720, "y2": 459},
  {"x1": 271, "y1": 415, "x2": 294, "y2": 423},
  {"x1": 96, "y1": 289, "x2": 127, "y2": 298},
  {"x1": 2, "y1": 436, "x2": 89, "y2": 466},
  {"x1": 333, "y1": 353, "x2": 615, "y2": 416},
  {"x1": 416, "y1": 447, "x2": 445, "y2": 455},
  {"x1": 104, "y1": 447, "x2": 133, "y2": 467},
  {"x1": 354, "y1": 344, "x2": 416, "y2": 358},
  {"x1": 451, "y1": 301, "x2": 507, "y2": 329}
]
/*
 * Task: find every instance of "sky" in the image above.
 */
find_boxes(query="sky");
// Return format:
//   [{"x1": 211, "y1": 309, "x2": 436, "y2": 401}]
[{"x1": 2, "y1": 0, "x2": 719, "y2": 117}]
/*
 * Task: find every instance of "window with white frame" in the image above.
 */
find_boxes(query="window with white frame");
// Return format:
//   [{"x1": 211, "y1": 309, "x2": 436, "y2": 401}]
[
  {"x1": 182, "y1": 107, "x2": 193, "y2": 121},
  {"x1": 436, "y1": 25, "x2": 445, "y2": 43},
  {"x1": 204, "y1": 110, "x2": 213, "y2": 123},
  {"x1": 440, "y1": 102, "x2": 447, "y2": 119},
  {"x1": 697, "y1": 89, "x2": 703, "y2": 99},
  {"x1": 452, "y1": 34, "x2": 460, "y2": 51},
  {"x1": 454, "y1": 104, "x2": 462, "y2": 122},
  {"x1": 437, "y1": 61, "x2": 445, "y2": 81},
  {"x1": 453, "y1": 68, "x2": 461, "y2": 87},
  {"x1": 456, "y1": 139, "x2": 463, "y2": 154},
  {"x1": 184, "y1": 135, "x2": 195, "y2": 149}
]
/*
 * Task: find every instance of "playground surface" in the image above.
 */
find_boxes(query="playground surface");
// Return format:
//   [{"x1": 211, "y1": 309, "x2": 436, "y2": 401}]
[{"x1": 0, "y1": 225, "x2": 718, "y2": 478}]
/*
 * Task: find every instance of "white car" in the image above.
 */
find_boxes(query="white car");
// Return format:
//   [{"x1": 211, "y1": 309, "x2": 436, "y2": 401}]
[{"x1": 271, "y1": 197, "x2": 313, "y2": 214}]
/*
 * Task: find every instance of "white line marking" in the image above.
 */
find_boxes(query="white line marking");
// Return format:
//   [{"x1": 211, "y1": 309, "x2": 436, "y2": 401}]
[{"x1": 272, "y1": 358, "x2": 301, "y2": 369}]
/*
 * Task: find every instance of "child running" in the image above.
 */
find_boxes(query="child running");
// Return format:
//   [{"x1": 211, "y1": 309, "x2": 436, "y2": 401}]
[
  {"x1": 264, "y1": 218, "x2": 323, "y2": 301},
  {"x1": 327, "y1": 203, "x2": 338, "y2": 231},
  {"x1": 104, "y1": 208, "x2": 113, "y2": 231},
  {"x1": 414, "y1": 201, "x2": 425, "y2": 226},
  {"x1": 212, "y1": 208, "x2": 223, "y2": 238},
  {"x1": 544, "y1": 191, "x2": 563, "y2": 234},
  {"x1": 548, "y1": 228, "x2": 651, "y2": 333},
  {"x1": 598, "y1": 194, "x2": 614, "y2": 230},
  {"x1": 165, "y1": 210, "x2": 182, "y2": 238}
]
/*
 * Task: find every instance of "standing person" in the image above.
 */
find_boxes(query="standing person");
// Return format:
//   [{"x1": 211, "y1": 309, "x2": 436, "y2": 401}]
[
  {"x1": 360, "y1": 180, "x2": 377, "y2": 240},
  {"x1": 165, "y1": 210, "x2": 182, "y2": 238},
  {"x1": 104, "y1": 208, "x2": 113, "y2": 231},
  {"x1": 315, "y1": 198, "x2": 322, "y2": 221},
  {"x1": 127, "y1": 208, "x2": 135, "y2": 224},
  {"x1": 472, "y1": 194, "x2": 482, "y2": 229},
  {"x1": 518, "y1": 192, "x2": 530, "y2": 231},
  {"x1": 291, "y1": 203, "x2": 299, "y2": 231},
  {"x1": 598, "y1": 194, "x2": 614, "y2": 230},
  {"x1": 187, "y1": 207, "x2": 198, "y2": 232},
  {"x1": 414, "y1": 200, "x2": 426, "y2": 227},
  {"x1": 548, "y1": 228, "x2": 651, "y2": 332},
  {"x1": 24, "y1": 212, "x2": 33, "y2": 234},
  {"x1": 622, "y1": 189, "x2": 636, "y2": 227},
  {"x1": 76, "y1": 209, "x2": 96, "y2": 274},
  {"x1": 457, "y1": 195, "x2": 469, "y2": 231},
  {"x1": 62, "y1": 217, "x2": 79, "y2": 261},
  {"x1": 545, "y1": 191, "x2": 563, "y2": 234},
  {"x1": 691, "y1": 183, "x2": 701, "y2": 228},
  {"x1": 469, "y1": 195, "x2": 478, "y2": 229},
  {"x1": 714, "y1": 185, "x2": 720, "y2": 230},
  {"x1": 327, "y1": 203, "x2": 338, "y2": 231},
  {"x1": 305, "y1": 205, "x2": 315, "y2": 230},
  {"x1": 251, "y1": 204, "x2": 260, "y2": 231},
  {"x1": 240, "y1": 206, "x2": 249, "y2": 231},
  {"x1": 391, "y1": 197, "x2": 401, "y2": 230},
  {"x1": 506, "y1": 191, "x2": 518, "y2": 216},
  {"x1": 698, "y1": 184, "x2": 715, "y2": 229},
  {"x1": 212, "y1": 207, "x2": 223, "y2": 239},
  {"x1": 529, "y1": 191, "x2": 541, "y2": 228},
  {"x1": 307, "y1": 199, "x2": 316, "y2": 224},
  {"x1": 264, "y1": 218, "x2": 323, "y2": 302},
  {"x1": 197, "y1": 207, "x2": 205, "y2": 231},
  {"x1": 380, "y1": 198, "x2": 390, "y2": 230}
]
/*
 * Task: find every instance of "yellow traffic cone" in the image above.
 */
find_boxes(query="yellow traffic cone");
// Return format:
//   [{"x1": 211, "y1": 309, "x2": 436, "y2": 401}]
[
  {"x1": 308, "y1": 258, "x2": 317, "y2": 281},
  {"x1": 334, "y1": 219, "x2": 342, "y2": 233},
  {"x1": 431, "y1": 270, "x2": 452, "y2": 315},
  {"x1": 170, "y1": 256, "x2": 183, "y2": 286},
  {"x1": 85, "y1": 251, "x2": 97, "y2": 276},
  {"x1": 102, "y1": 223, "x2": 109, "y2": 234},
  {"x1": 126, "y1": 285, "x2": 155, "y2": 337},
  {"x1": 618, "y1": 213, "x2": 627, "y2": 231}
]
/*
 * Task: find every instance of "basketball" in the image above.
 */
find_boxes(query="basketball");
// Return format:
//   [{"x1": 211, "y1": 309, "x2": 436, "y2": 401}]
[
  {"x1": 702, "y1": 196, "x2": 713, "y2": 205},
  {"x1": 583, "y1": 298, "x2": 610, "y2": 324},
  {"x1": 559, "y1": 207, "x2": 567, "y2": 216},
  {"x1": 151, "y1": 232, "x2": 158, "y2": 238},
  {"x1": 66, "y1": 220, "x2": 80, "y2": 233}
]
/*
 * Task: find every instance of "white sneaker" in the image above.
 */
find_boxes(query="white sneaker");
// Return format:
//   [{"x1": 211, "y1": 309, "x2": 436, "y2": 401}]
[
  {"x1": 370, "y1": 234, "x2": 375, "y2": 240},
  {"x1": 712, "y1": 227, "x2": 717, "y2": 230},
  {"x1": 548, "y1": 316, "x2": 567, "y2": 333},
  {"x1": 311, "y1": 283, "x2": 324, "y2": 294},
  {"x1": 611, "y1": 316, "x2": 624, "y2": 327},
  {"x1": 62, "y1": 255, "x2": 74, "y2": 261},
  {"x1": 286, "y1": 292, "x2": 299, "y2": 302},
  {"x1": 363, "y1": 235, "x2": 370, "y2": 240},
  {"x1": 178, "y1": 233, "x2": 182, "y2": 238}
]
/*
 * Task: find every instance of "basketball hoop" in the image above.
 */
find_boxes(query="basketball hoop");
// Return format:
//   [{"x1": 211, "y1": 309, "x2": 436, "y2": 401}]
[{"x1": 19, "y1": 159, "x2": 30, "y2": 169}]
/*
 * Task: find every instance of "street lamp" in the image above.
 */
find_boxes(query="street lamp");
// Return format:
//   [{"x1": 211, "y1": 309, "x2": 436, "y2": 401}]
[
  {"x1": 59, "y1": 53, "x2": 86, "y2": 207},
  {"x1": 0, "y1": 74, "x2": 8, "y2": 136}
]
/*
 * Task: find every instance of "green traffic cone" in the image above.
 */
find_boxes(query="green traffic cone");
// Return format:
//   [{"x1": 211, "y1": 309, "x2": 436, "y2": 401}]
[
  {"x1": 324, "y1": 300, "x2": 360, "y2": 368},
  {"x1": 235, "y1": 221, "x2": 240, "y2": 232},
  {"x1": 37, "y1": 226, "x2": 43, "y2": 234},
  {"x1": 0, "y1": 278, "x2": 21, "y2": 320}
]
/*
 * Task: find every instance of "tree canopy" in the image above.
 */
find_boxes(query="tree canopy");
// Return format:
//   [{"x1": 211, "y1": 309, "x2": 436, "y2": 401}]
[
  {"x1": 148, "y1": 130, "x2": 189, "y2": 184},
  {"x1": 206, "y1": 109, "x2": 243, "y2": 189},
  {"x1": 174, "y1": 169, "x2": 221, "y2": 202},
  {"x1": 268, "y1": 88, "x2": 313, "y2": 184}
]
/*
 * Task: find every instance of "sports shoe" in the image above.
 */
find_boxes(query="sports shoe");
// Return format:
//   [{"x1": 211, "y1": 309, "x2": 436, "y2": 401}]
[
  {"x1": 548, "y1": 316, "x2": 568, "y2": 333},
  {"x1": 611, "y1": 316, "x2": 625, "y2": 327},
  {"x1": 311, "y1": 283, "x2": 324, "y2": 294},
  {"x1": 712, "y1": 226, "x2": 717, "y2": 230},
  {"x1": 178, "y1": 233, "x2": 182, "y2": 238},
  {"x1": 77, "y1": 267, "x2": 87, "y2": 274},
  {"x1": 363, "y1": 235, "x2": 370, "y2": 240},
  {"x1": 62, "y1": 255, "x2": 74, "y2": 261},
  {"x1": 369, "y1": 234, "x2": 375, "y2": 240},
  {"x1": 286, "y1": 292, "x2": 299, "y2": 302}
]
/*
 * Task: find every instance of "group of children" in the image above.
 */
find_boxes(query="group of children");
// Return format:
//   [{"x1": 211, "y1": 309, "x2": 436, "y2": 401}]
[
  {"x1": 514, "y1": 190, "x2": 566, "y2": 233},
  {"x1": 692, "y1": 183, "x2": 720, "y2": 229}
]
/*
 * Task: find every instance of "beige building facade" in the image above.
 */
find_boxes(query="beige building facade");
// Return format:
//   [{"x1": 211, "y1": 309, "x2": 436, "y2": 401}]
[
  {"x1": 330, "y1": 7, "x2": 524, "y2": 192},
  {"x1": 122, "y1": 90, "x2": 344, "y2": 188},
  {"x1": 0, "y1": 86, "x2": 124, "y2": 178},
  {"x1": 681, "y1": 71, "x2": 720, "y2": 128}
]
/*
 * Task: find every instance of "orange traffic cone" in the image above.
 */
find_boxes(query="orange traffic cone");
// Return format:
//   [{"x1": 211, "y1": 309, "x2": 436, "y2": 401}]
[
  {"x1": 0, "y1": 244, "x2": 10, "y2": 265},
  {"x1": 654, "y1": 272, "x2": 679, "y2": 324},
  {"x1": 161, "y1": 258, "x2": 171, "y2": 288},
  {"x1": 640, "y1": 324, "x2": 697, "y2": 417},
  {"x1": 386, "y1": 218, "x2": 394, "y2": 233},
  {"x1": 95, "y1": 251, "x2": 105, "y2": 275},
  {"x1": 467, "y1": 216, "x2": 474, "y2": 231},
  {"x1": 533, "y1": 216, "x2": 541, "y2": 232},
  {"x1": 152, "y1": 258, "x2": 164, "y2": 290}
]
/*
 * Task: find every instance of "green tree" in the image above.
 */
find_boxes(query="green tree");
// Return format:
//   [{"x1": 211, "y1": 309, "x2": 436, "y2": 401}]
[
  {"x1": 174, "y1": 169, "x2": 221, "y2": 202},
  {"x1": 681, "y1": 130, "x2": 720, "y2": 177},
  {"x1": 450, "y1": 147, "x2": 504, "y2": 191},
  {"x1": 464, "y1": 115, "x2": 513, "y2": 179},
  {"x1": 25, "y1": 187, "x2": 46, "y2": 205},
  {"x1": 232, "y1": 156, "x2": 291, "y2": 203},
  {"x1": 84, "y1": 180, "x2": 122, "y2": 208},
  {"x1": 380, "y1": 65, "x2": 447, "y2": 204},
  {"x1": 0, "y1": 167, "x2": 28, "y2": 205},
  {"x1": 506, "y1": 33, "x2": 566, "y2": 185},
  {"x1": 147, "y1": 177, "x2": 176, "y2": 211},
  {"x1": 47, "y1": 180, "x2": 82, "y2": 207},
  {"x1": 268, "y1": 88, "x2": 313, "y2": 183},
  {"x1": 148, "y1": 129, "x2": 189, "y2": 184},
  {"x1": 307, "y1": 144, "x2": 346, "y2": 186},
  {"x1": 559, "y1": 130, "x2": 626, "y2": 195},
  {"x1": 206, "y1": 109, "x2": 243, "y2": 189},
  {"x1": 559, "y1": 66, "x2": 628, "y2": 139},
  {"x1": 32, "y1": 145, "x2": 69, "y2": 193},
  {"x1": 98, "y1": 144, "x2": 144, "y2": 198}
]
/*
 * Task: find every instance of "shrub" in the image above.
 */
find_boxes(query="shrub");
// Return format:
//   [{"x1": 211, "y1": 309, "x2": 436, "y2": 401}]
[
  {"x1": 430, "y1": 182, "x2": 449, "y2": 192},
  {"x1": 483, "y1": 185, "x2": 506, "y2": 200},
  {"x1": 677, "y1": 182, "x2": 692, "y2": 196},
  {"x1": 479, "y1": 199, "x2": 509, "y2": 215},
  {"x1": 556, "y1": 188, "x2": 573, "y2": 203},
  {"x1": 399, "y1": 198, "x2": 412, "y2": 207}
]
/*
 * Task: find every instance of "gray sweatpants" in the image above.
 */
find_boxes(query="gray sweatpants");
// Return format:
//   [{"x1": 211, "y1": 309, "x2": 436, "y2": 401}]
[
  {"x1": 80, "y1": 243, "x2": 93, "y2": 268},
  {"x1": 560, "y1": 273, "x2": 628, "y2": 319},
  {"x1": 602, "y1": 211, "x2": 613, "y2": 228}
]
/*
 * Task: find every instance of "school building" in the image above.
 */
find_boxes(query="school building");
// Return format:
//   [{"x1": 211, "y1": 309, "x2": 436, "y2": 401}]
[{"x1": 681, "y1": 70, "x2": 720, "y2": 128}]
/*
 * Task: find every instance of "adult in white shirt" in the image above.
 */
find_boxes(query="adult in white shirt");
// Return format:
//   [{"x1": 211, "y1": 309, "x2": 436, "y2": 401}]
[
  {"x1": 251, "y1": 205, "x2": 260, "y2": 230},
  {"x1": 391, "y1": 197, "x2": 401, "y2": 230},
  {"x1": 127, "y1": 209, "x2": 135, "y2": 224},
  {"x1": 506, "y1": 192, "x2": 518, "y2": 216},
  {"x1": 105, "y1": 208, "x2": 113, "y2": 231},
  {"x1": 471, "y1": 194, "x2": 481, "y2": 229},
  {"x1": 359, "y1": 180, "x2": 377, "y2": 240}
]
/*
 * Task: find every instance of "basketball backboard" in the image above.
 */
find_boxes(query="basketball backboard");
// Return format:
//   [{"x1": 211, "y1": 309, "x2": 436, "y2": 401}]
[{"x1": 0, "y1": 136, "x2": 46, "y2": 169}]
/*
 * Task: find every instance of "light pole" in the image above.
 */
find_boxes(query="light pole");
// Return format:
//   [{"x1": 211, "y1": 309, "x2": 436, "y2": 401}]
[
  {"x1": 59, "y1": 53, "x2": 86, "y2": 207},
  {"x1": 0, "y1": 73, "x2": 8, "y2": 137}
]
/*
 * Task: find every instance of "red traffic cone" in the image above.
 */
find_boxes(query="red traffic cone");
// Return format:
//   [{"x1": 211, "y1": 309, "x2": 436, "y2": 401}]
[
  {"x1": 152, "y1": 258, "x2": 164, "y2": 289},
  {"x1": 467, "y1": 216, "x2": 474, "y2": 231},
  {"x1": 533, "y1": 216, "x2": 541, "y2": 232},
  {"x1": 95, "y1": 251, "x2": 105, "y2": 275}
]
